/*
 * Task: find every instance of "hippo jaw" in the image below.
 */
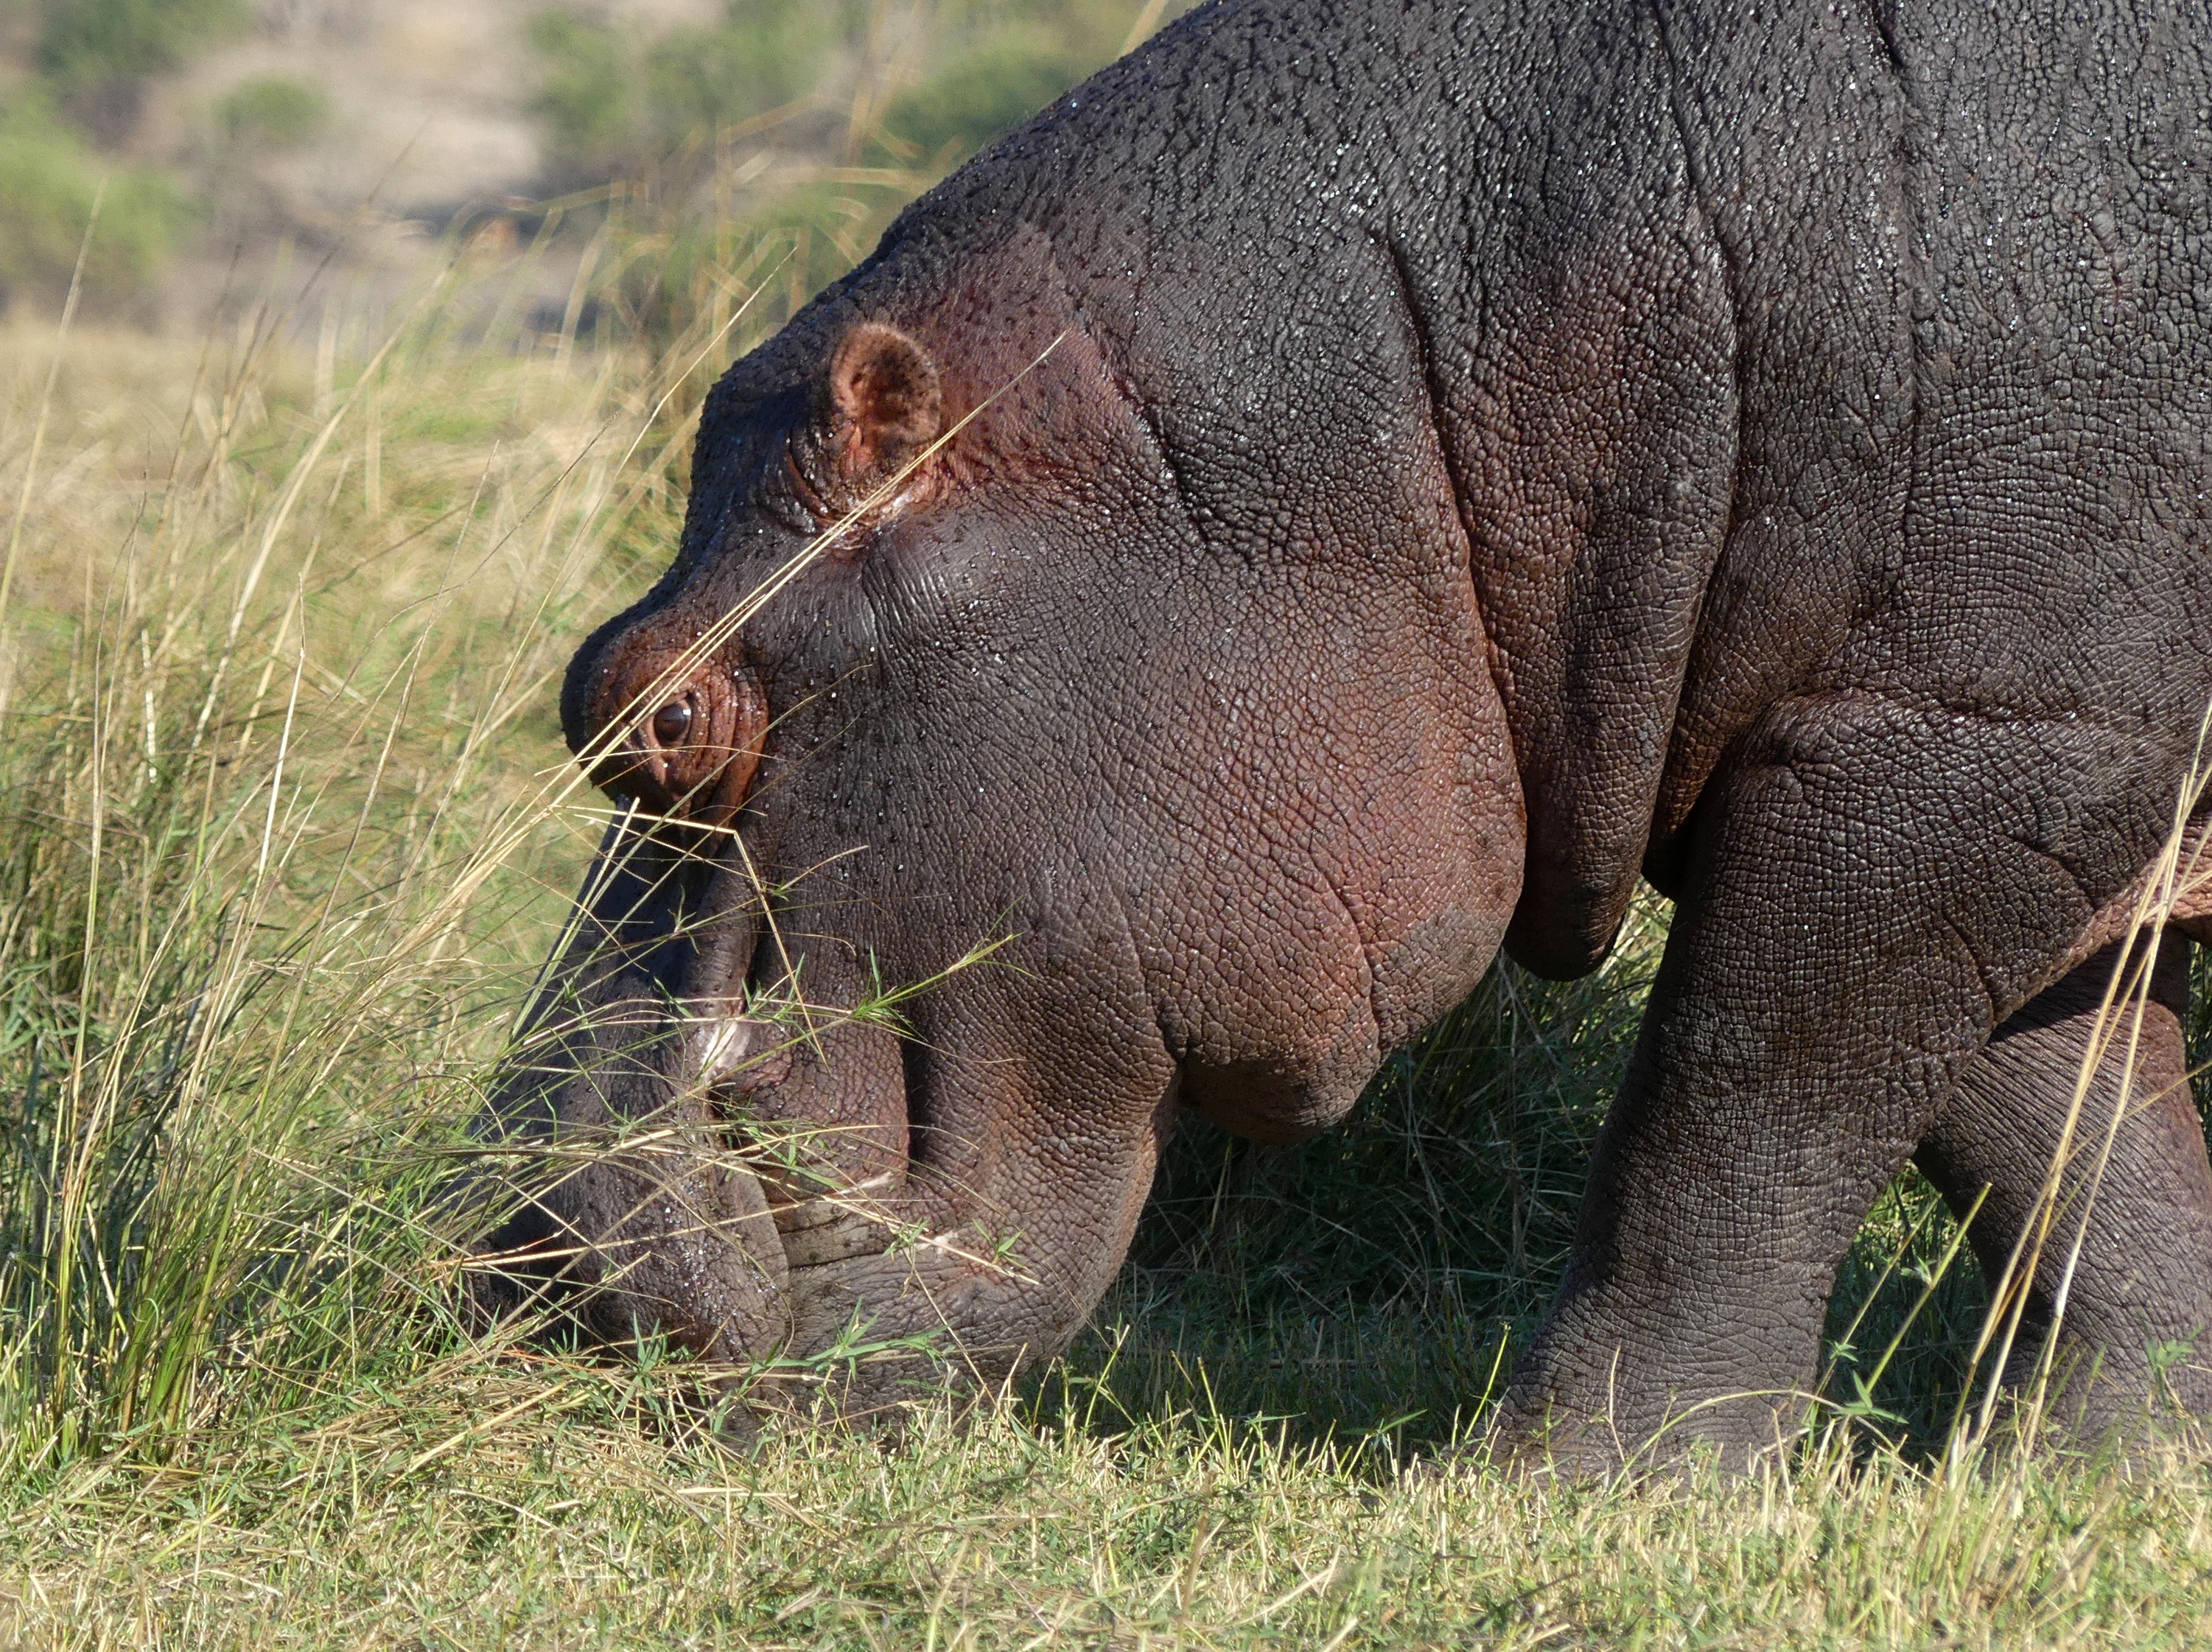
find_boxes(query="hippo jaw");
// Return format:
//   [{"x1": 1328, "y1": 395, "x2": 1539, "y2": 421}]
[
  {"x1": 466, "y1": 843, "x2": 1091, "y2": 1413},
  {"x1": 467, "y1": 727, "x2": 1058, "y2": 1403}
]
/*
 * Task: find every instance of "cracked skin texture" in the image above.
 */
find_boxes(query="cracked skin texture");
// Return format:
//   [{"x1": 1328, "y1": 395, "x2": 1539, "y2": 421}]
[{"x1": 474, "y1": 0, "x2": 2212, "y2": 1467}]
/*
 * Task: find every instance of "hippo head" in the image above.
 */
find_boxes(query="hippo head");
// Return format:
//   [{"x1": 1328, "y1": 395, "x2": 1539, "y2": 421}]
[{"x1": 471, "y1": 225, "x2": 1527, "y2": 1414}]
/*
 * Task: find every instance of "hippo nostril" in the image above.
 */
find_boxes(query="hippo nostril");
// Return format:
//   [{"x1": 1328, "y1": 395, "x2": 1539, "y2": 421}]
[{"x1": 651, "y1": 701, "x2": 693, "y2": 746}]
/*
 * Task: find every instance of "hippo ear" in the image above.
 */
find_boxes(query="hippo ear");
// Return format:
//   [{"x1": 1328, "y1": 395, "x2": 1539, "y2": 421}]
[{"x1": 816, "y1": 321, "x2": 943, "y2": 500}]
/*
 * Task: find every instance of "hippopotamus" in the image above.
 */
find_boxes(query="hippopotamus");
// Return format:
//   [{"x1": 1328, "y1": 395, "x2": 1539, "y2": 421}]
[{"x1": 473, "y1": 0, "x2": 2212, "y2": 1467}]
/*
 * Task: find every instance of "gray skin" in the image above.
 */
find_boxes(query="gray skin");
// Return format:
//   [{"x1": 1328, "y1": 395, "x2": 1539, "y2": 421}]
[{"x1": 473, "y1": 0, "x2": 2212, "y2": 1467}]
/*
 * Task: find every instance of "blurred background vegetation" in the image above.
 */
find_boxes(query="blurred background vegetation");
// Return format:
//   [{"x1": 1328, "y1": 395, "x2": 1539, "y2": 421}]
[{"x1": 0, "y1": 0, "x2": 1188, "y2": 335}]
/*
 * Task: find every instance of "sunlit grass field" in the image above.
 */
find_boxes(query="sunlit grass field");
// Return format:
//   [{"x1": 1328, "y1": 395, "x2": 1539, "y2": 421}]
[{"x1": 3, "y1": 260, "x2": 2212, "y2": 1648}]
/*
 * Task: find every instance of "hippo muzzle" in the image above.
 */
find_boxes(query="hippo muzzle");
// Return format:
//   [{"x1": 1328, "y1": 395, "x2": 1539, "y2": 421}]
[
  {"x1": 469, "y1": 531, "x2": 951, "y2": 1404},
  {"x1": 469, "y1": 599, "x2": 808, "y2": 1374}
]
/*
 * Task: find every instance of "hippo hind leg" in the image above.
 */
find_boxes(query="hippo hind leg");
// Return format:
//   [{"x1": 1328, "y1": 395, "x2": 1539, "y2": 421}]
[{"x1": 1915, "y1": 937, "x2": 2212, "y2": 1441}]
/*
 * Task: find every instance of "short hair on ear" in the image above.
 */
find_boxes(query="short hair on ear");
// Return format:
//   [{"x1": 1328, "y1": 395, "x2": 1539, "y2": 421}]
[{"x1": 826, "y1": 321, "x2": 943, "y2": 487}]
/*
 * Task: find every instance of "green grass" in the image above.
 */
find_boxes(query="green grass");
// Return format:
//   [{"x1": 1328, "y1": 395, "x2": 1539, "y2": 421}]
[
  {"x1": 1, "y1": 262, "x2": 2211, "y2": 1648},
  {"x1": 13, "y1": 1379, "x2": 2212, "y2": 1648}
]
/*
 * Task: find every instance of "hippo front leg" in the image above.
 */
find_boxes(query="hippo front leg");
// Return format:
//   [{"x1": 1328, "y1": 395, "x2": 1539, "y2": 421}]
[{"x1": 1494, "y1": 705, "x2": 2185, "y2": 1471}]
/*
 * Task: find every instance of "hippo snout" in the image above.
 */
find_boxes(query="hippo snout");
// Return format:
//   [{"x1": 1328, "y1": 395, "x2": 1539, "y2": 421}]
[
  {"x1": 472, "y1": 618, "x2": 793, "y2": 1371},
  {"x1": 468, "y1": 1120, "x2": 793, "y2": 1369}
]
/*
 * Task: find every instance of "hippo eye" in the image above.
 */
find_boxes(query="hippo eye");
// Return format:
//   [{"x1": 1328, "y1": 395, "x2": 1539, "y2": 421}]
[{"x1": 650, "y1": 701, "x2": 693, "y2": 746}]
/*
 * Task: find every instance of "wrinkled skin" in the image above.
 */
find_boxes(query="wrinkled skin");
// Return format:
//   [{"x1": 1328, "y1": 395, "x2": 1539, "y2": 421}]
[{"x1": 473, "y1": 0, "x2": 2212, "y2": 1466}]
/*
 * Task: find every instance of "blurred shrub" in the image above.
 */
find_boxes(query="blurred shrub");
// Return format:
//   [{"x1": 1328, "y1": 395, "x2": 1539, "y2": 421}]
[
  {"x1": 529, "y1": 0, "x2": 1163, "y2": 183},
  {"x1": 642, "y1": 2, "x2": 829, "y2": 141},
  {"x1": 527, "y1": 10, "x2": 631, "y2": 177},
  {"x1": 881, "y1": 2, "x2": 1149, "y2": 167},
  {"x1": 214, "y1": 76, "x2": 329, "y2": 151},
  {"x1": 0, "y1": 91, "x2": 189, "y2": 313},
  {"x1": 881, "y1": 24, "x2": 1090, "y2": 165},
  {"x1": 37, "y1": 0, "x2": 248, "y2": 91},
  {"x1": 529, "y1": 1, "x2": 838, "y2": 186}
]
